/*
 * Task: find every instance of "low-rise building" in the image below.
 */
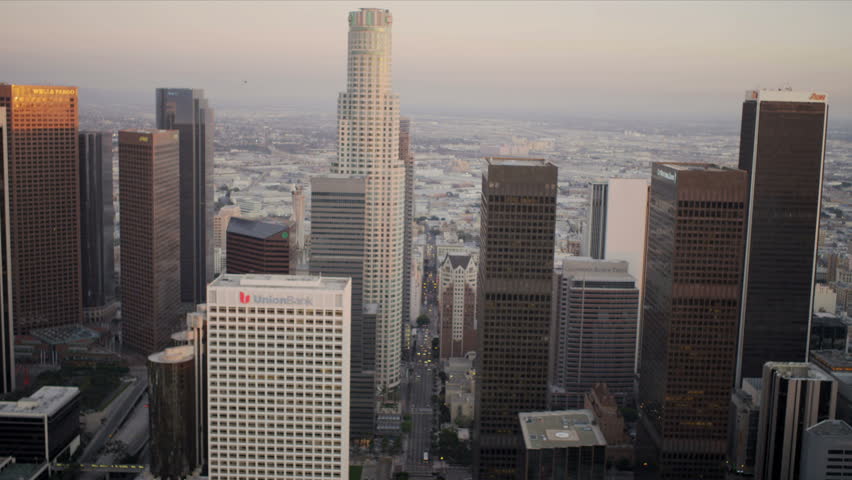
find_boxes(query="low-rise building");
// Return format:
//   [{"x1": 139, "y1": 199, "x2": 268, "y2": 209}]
[
  {"x1": 729, "y1": 377, "x2": 762, "y2": 476},
  {"x1": 800, "y1": 420, "x2": 852, "y2": 479}
]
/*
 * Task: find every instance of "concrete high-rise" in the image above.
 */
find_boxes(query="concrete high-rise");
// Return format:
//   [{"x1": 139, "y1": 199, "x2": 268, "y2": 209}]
[
  {"x1": 637, "y1": 163, "x2": 748, "y2": 479},
  {"x1": 604, "y1": 178, "x2": 649, "y2": 303},
  {"x1": 438, "y1": 253, "x2": 477, "y2": 360},
  {"x1": 0, "y1": 107, "x2": 11, "y2": 394},
  {"x1": 0, "y1": 85, "x2": 82, "y2": 334},
  {"x1": 206, "y1": 274, "x2": 350, "y2": 479},
  {"x1": 334, "y1": 8, "x2": 403, "y2": 389},
  {"x1": 584, "y1": 181, "x2": 608, "y2": 259},
  {"x1": 310, "y1": 174, "x2": 376, "y2": 437},
  {"x1": 79, "y1": 132, "x2": 115, "y2": 310},
  {"x1": 754, "y1": 362, "x2": 837, "y2": 480},
  {"x1": 290, "y1": 184, "x2": 306, "y2": 270},
  {"x1": 400, "y1": 117, "x2": 414, "y2": 331},
  {"x1": 212, "y1": 204, "x2": 240, "y2": 275},
  {"x1": 156, "y1": 88, "x2": 214, "y2": 304},
  {"x1": 119, "y1": 130, "x2": 182, "y2": 354},
  {"x1": 551, "y1": 258, "x2": 638, "y2": 409},
  {"x1": 736, "y1": 89, "x2": 829, "y2": 383},
  {"x1": 474, "y1": 157, "x2": 557, "y2": 479},
  {"x1": 800, "y1": 420, "x2": 852, "y2": 480}
]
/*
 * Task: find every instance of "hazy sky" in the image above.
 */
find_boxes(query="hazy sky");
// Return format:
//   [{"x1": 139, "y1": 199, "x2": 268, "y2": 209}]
[{"x1": 3, "y1": 1, "x2": 852, "y2": 120}]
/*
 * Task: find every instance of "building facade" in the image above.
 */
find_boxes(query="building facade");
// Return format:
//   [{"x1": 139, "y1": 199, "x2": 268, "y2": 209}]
[
  {"x1": 474, "y1": 158, "x2": 557, "y2": 479},
  {"x1": 400, "y1": 117, "x2": 414, "y2": 336},
  {"x1": 552, "y1": 258, "x2": 638, "y2": 409},
  {"x1": 156, "y1": 88, "x2": 214, "y2": 304},
  {"x1": 0, "y1": 107, "x2": 12, "y2": 394},
  {"x1": 213, "y1": 205, "x2": 241, "y2": 275},
  {"x1": 584, "y1": 182, "x2": 607, "y2": 259},
  {"x1": 736, "y1": 89, "x2": 829, "y2": 383},
  {"x1": 148, "y1": 345, "x2": 196, "y2": 479},
  {"x1": 0, "y1": 386, "x2": 81, "y2": 464},
  {"x1": 604, "y1": 178, "x2": 649, "y2": 311},
  {"x1": 225, "y1": 218, "x2": 289, "y2": 275},
  {"x1": 0, "y1": 85, "x2": 82, "y2": 334},
  {"x1": 206, "y1": 274, "x2": 350, "y2": 479},
  {"x1": 728, "y1": 377, "x2": 762, "y2": 476},
  {"x1": 310, "y1": 175, "x2": 376, "y2": 437},
  {"x1": 800, "y1": 420, "x2": 852, "y2": 480},
  {"x1": 754, "y1": 362, "x2": 837, "y2": 480},
  {"x1": 119, "y1": 130, "x2": 182, "y2": 353},
  {"x1": 438, "y1": 253, "x2": 477, "y2": 360},
  {"x1": 79, "y1": 132, "x2": 115, "y2": 310},
  {"x1": 637, "y1": 163, "x2": 747, "y2": 479},
  {"x1": 334, "y1": 8, "x2": 404, "y2": 389}
]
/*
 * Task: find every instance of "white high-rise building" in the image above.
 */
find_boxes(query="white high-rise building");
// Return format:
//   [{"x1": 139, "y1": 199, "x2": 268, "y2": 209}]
[
  {"x1": 213, "y1": 204, "x2": 241, "y2": 275},
  {"x1": 206, "y1": 274, "x2": 350, "y2": 479},
  {"x1": 334, "y1": 8, "x2": 403, "y2": 388}
]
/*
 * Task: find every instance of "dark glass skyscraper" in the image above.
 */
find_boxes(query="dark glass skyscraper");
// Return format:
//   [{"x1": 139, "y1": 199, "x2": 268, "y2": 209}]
[
  {"x1": 310, "y1": 174, "x2": 376, "y2": 437},
  {"x1": 637, "y1": 163, "x2": 748, "y2": 479},
  {"x1": 585, "y1": 181, "x2": 608, "y2": 259},
  {"x1": 736, "y1": 89, "x2": 829, "y2": 383},
  {"x1": 474, "y1": 157, "x2": 557, "y2": 479},
  {"x1": 119, "y1": 130, "x2": 182, "y2": 354},
  {"x1": 79, "y1": 132, "x2": 115, "y2": 308},
  {"x1": 148, "y1": 345, "x2": 197, "y2": 479},
  {"x1": 0, "y1": 85, "x2": 82, "y2": 335},
  {"x1": 225, "y1": 218, "x2": 289, "y2": 275},
  {"x1": 156, "y1": 88, "x2": 213, "y2": 304}
]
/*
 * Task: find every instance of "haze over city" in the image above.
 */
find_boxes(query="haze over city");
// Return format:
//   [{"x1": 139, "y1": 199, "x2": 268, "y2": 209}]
[{"x1": 4, "y1": 1, "x2": 852, "y2": 120}]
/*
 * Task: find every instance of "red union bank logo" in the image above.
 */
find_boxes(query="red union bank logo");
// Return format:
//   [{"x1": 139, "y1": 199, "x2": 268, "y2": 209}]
[
  {"x1": 239, "y1": 292, "x2": 251, "y2": 304},
  {"x1": 810, "y1": 93, "x2": 826, "y2": 101},
  {"x1": 236, "y1": 291, "x2": 313, "y2": 306}
]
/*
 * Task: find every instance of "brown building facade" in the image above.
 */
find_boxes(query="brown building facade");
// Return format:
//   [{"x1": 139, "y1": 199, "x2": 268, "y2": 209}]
[
  {"x1": 474, "y1": 157, "x2": 557, "y2": 479},
  {"x1": 637, "y1": 163, "x2": 748, "y2": 479},
  {"x1": 438, "y1": 253, "x2": 477, "y2": 360},
  {"x1": 119, "y1": 130, "x2": 182, "y2": 354},
  {"x1": 0, "y1": 85, "x2": 82, "y2": 334},
  {"x1": 225, "y1": 217, "x2": 289, "y2": 275}
]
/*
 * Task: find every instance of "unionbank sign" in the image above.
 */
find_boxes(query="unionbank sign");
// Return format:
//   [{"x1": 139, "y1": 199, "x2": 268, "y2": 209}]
[{"x1": 239, "y1": 291, "x2": 314, "y2": 306}]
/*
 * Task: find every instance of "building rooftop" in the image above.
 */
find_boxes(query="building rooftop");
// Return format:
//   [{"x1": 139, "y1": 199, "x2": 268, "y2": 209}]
[
  {"x1": 149, "y1": 345, "x2": 194, "y2": 364},
  {"x1": 519, "y1": 409, "x2": 607, "y2": 450},
  {"x1": 227, "y1": 217, "x2": 288, "y2": 240},
  {"x1": 811, "y1": 350, "x2": 852, "y2": 373},
  {"x1": 807, "y1": 419, "x2": 852, "y2": 437},
  {"x1": 486, "y1": 157, "x2": 550, "y2": 167},
  {"x1": 0, "y1": 386, "x2": 80, "y2": 417},
  {"x1": 765, "y1": 362, "x2": 834, "y2": 381},
  {"x1": 210, "y1": 273, "x2": 350, "y2": 292},
  {"x1": 0, "y1": 459, "x2": 47, "y2": 480},
  {"x1": 29, "y1": 324, "x2": 102, "y2": 346},
  {"x1": 443, "y1": 254, "x2": 472, "y2": 270},
  {"x1": 657, "y1": 162, "x2": 727, "y2": 172}
]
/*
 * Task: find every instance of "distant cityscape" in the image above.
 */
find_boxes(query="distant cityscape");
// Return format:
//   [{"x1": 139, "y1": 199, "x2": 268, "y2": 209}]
[{"x1": 1, "y1": 5, "x2": 852, "y2": 480}]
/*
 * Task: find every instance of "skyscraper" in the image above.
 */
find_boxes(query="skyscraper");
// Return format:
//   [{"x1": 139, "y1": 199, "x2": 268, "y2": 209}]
[
  {"x1": 148, "y1": 345, "x2": 196, "y2": 479},
  {"x1": 754, "y1": 362, "x2": 837, "y2": 480},
  {"x1": 584, "y1": 181, "x2": 608, "y2": 259},
  {"x1": 212, "y1": 204, "x2": 240, "y2": 275},
  {"x1": 334, "y1": 8, "x2": 404, "y2": 389},
  {"x1": 290, "y1": 184, "x2": 306, "y2": 270},
  {"x1": 474, "y1": 157, "x2": 557, "y2": 479},
  {"x1": 400, "y1": 117, "x2": 414, "y2": 330},
  {"x1": 206, "y1": 274, "x2": 350, "y2": 479},
  {"x1": 551, "y1": 258, "x2": 638, "y2": 409},
  {"x1": 0, "y1": 107, "x2": 11, "y2": 394},
  {"x1": 0, "y1": 85, "x2": 82, "y2": 334},
  {"x1": 119, "y1": 130, "x2": 182, "y2": 354},
  {"x1": 736, "y1": 89, "x2": 829, "y2": 383},
  {"x1": 225, "y1": 218, "x2": 289, "y2": 275},
  {"x1": 155, "y1": 88, "x2": 214, "y2": 304},
  {"x1": 79, "y1": 132, "x2": 115, "y2": 310},
  {"x1": 637, "y1": 163, "x2": 747, "y2": 479},
  {"x1": 310, "y1": 174, "x2": 376, "y2": 437},
  {"x1": 604, "y1": 178, "x2": 649, "y2": 301}
]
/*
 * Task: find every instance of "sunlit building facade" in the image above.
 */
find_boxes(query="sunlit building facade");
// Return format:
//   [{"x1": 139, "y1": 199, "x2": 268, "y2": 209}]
[{"x1": 333, "y1": 8, "x2": 403, "y2": 389}]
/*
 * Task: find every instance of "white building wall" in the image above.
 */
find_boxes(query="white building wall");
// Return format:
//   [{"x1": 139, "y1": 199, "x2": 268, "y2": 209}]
[{"x1": 206, "y1": 274, "x2": 350, "y2": 479}]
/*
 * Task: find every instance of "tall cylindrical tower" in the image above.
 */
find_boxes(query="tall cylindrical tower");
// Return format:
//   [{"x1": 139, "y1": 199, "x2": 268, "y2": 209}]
[
  {"x1": 335, "y1": 8, "x2": 403, "y2": 389},
  {"x1": 148, "y1": 345, "x2": 196, "y2": 479}
]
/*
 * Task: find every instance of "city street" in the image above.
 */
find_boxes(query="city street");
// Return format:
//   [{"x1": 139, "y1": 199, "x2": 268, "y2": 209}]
[{"x1": 405, "y1": 326, "x2": 436, "y2": 477}]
